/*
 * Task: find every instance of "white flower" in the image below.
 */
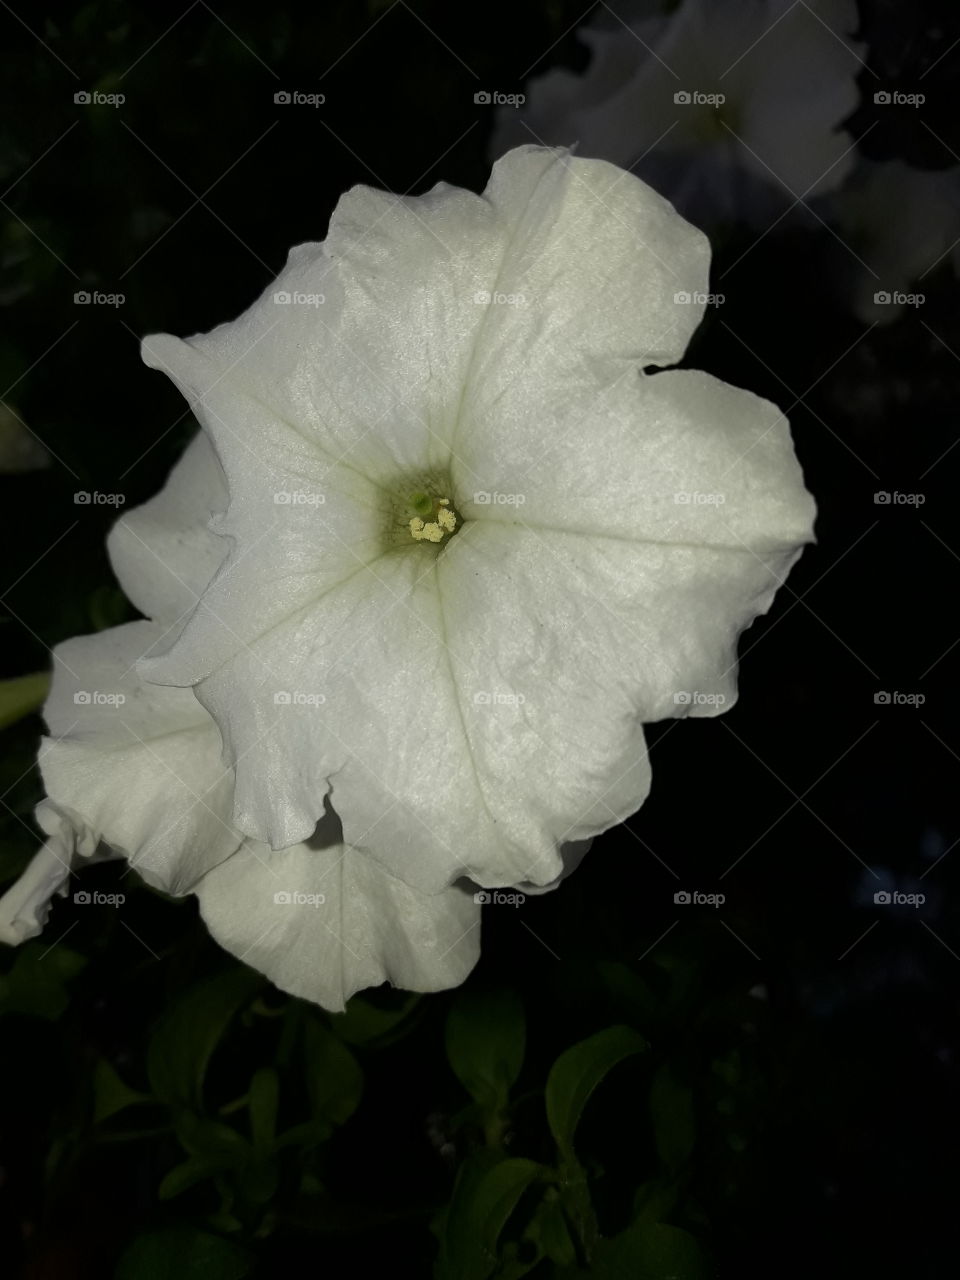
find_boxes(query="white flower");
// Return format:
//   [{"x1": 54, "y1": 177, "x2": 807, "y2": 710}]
[
  {"x1": 1, "y1": 145, "x2": 814, "y2": 1007},
  {"x1": 133, "y1": 144, "x2": 813, "y2": 886},
  {"x1": 493, "y1": 0, "x2": 864, "y2": 228},
  {"x1": 827, "y1": 159, "x2": 960, "y2": 324}
]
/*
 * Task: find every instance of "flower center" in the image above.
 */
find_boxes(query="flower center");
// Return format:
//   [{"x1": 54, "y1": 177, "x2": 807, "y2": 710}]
[
  {"x1": 409, "y1": 493, "x2": 457, "y2": 543},
  {"x1": 383, "y1": 473, "x2": 462, "y2": 550}
]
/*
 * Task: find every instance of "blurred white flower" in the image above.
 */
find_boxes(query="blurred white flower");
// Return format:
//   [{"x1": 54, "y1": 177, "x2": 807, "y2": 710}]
[
  {"x1": 1, "y1": 146, "x2": 814, "y2": 1007},
  {"x1": 494, "y1": 0, "x2": 865, "y2": 229},
  {"x1": 827, "y1": 159, "x2": 960, "y2": 324}
]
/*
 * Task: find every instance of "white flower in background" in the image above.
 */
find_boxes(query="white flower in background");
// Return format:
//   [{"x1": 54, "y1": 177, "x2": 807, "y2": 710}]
[
  {"x1": 0, "y1": 146, "x2": 814, "y2": 1006},
  {"x1": 493, "y1": 0, "x2": 864, "y2": 229},
  {"x1": 827, "y1": 159, "x2": 960, "y2": 324}
]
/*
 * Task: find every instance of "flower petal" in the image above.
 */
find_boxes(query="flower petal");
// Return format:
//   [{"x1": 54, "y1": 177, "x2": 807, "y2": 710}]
[
  {"x1": 194, "y1": 834, "x2": 481, "y2": 1012},
  {"x1": 107, "y1": 431, "x2": 229, "y2": 627},
  {"x1": 456, "y1": 368, "x2": 815, "y2": 553},
  {"x1": 460, "y1": 147, "x2": 709, "y2": 423},
  {"x1": 140, "y1": 148, "x2": 707, "y2": 501},
  {"x1": 173, "y1": 548, "x2": 568, "y2": 891},
  {"x1": 40, "y1": 622, "x2": 242, "y2": 893},
  {"x1": 0, "y1": 801, "x2": 97, "y2": 945},
  {"x1": 139, "y1": 174, "x2": 495, "y2": 487}
]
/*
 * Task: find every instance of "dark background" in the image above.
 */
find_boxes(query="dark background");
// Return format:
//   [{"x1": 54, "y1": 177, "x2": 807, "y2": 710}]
[{"x1": 1, "y1": 1, "x2": 958, "y2": 1276}]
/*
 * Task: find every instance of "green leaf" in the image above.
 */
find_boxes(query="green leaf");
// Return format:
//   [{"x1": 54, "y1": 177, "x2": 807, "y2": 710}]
[
  {"x1": 525, "y1": 1188, "x2": 577, "y2": 1267},
  {"x1": 248, "y1": 1067, "x2": 279, "y2": 1149},
  {"x1": 585, "y1": 1219, "x2": 706, "y2": 1280},
  {"x1": 92, "y1": 1058, "x2": 152, "y2": 1124},
  {"x1": 303, "y1": 1015, "x2": 363, "y2": 1126},
  {"x1": 436, "y1": 1152, "x2": 543, "y2": 1280},
  {"x1": 445, "y1": 986, "x2": 525, "y2": 1111},
  {"x1": 0, "y1": 671, "x2": 49, "y2": 730},
  {"x1": 115, "y1": 1226, "x2": 254, "y2": 1280},
  {"x1": 147, "y1": 967, "x2": 263, "y2": 1110},
  {"x1": 545, "y1": 1025, "x2": 648, "y2": 1162},
  {"x1": 158, "y1": 1157, "x2": 224, "y2": 1201},
  {"x1": 0, "y1": 942, "x2": 87, "y2": 1020},
  {"x1": 174, "y1": 1113, "x2": 251, "y2": 1164},
  {"x1": 650, "y1": 1063, "x2": 695, "y2": 1173}
]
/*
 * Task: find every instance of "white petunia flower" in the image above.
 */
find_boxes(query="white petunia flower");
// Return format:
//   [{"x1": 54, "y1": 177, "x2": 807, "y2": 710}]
[
  {"x1": 1, "y1": 146, "x2": 814, "y2": 1007},
  {"x1": 493, "y1": 1, "x2": 864, "y2": 229},
  {"x1": 132, "y1": 145, "x2": 812, "y2": 891}
]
